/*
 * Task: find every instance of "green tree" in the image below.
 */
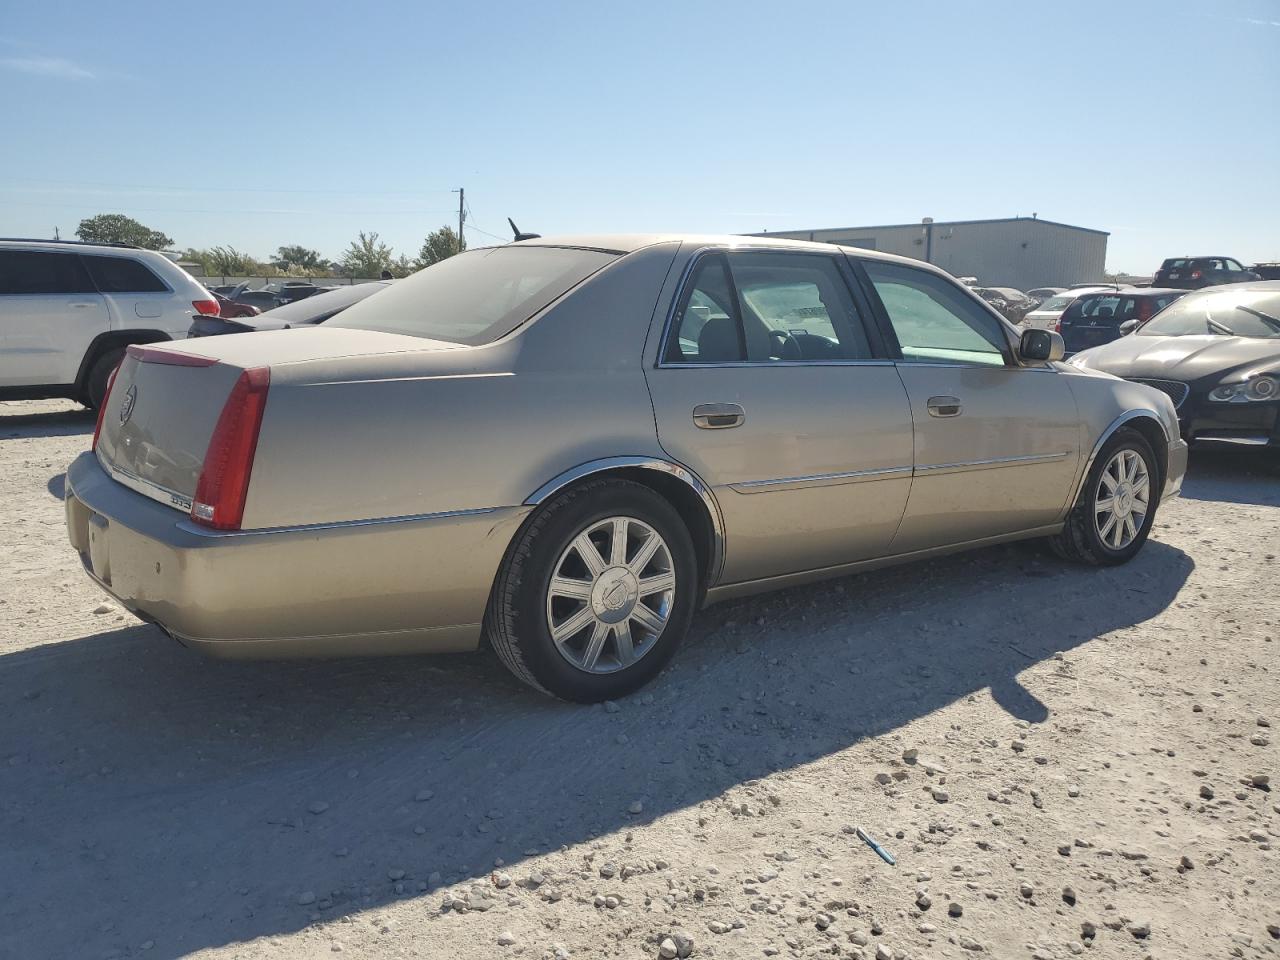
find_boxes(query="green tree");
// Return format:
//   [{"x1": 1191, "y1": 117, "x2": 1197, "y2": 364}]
[
  {"x1": 341, "y1": 231, "x2": 395, "y2": 277},
  {"x1": 388, "y1": 254, "x2": 416, "y2": 278},
  {"x1": 206, "y1": 246, "x2": 258, "y2": 276},
  {"x1": 416, "y1": 225, "x2": 465, "y2": 268},
  {"x1": 275, "y1": 244, "x2": 325, "y2": 271},
  {"x1": 77, "y1": 213, "x2": 173, "y2": 250}
]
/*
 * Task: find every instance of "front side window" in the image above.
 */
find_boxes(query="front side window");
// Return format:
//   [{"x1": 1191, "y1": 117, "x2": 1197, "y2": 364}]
[
  {"x1": 82, "y1": 255, "x2": 169, "y2": 293},
  {"x1": 861, "y1": 260, "x2": 1008, "y2": 366},
  {"x1": 333, "y1": 246, "x2": 618, "y2": 345},
  {"x1": 0, "y1": 250, "x2": 95, "y2": 295},
  {"x1": 664, "y1": 250, "x2": 873, "y2": 363}
]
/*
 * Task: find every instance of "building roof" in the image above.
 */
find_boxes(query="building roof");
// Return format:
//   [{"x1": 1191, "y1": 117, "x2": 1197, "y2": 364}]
[{"x1": 752, "y1": 216, "x2": 1110, "y2": 238}]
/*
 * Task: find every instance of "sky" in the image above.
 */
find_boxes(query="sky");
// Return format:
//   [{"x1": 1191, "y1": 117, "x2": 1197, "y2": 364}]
[{"x1": 1, "y1": 0, "x2": 1277, "y2": 274}]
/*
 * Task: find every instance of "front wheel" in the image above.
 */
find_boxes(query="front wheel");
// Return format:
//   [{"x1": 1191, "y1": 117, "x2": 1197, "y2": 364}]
[
  {"x1": 1049, "y1": 428, "x2": 1160, "y2": 566},
  {"x1": 486, "y1": 478, "x2": 698, "y2": 702}
]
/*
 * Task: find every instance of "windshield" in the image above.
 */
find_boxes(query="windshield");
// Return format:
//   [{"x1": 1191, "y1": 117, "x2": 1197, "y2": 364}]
[
  {"x1": 258, "y1": 282, "x2": 387, "y2": 324},
  {"x1": 1035, "y1": 295, "x2": 1073, "y2": 312},
  {"x1": 331, "y1": 246, "x2": 619, "y2": 344},
  {"x1": 1138, "y1": 287, "x2": 1280, "y2": 339}
]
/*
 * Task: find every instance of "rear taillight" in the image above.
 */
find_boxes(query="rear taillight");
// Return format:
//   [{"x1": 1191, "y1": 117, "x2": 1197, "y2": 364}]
[
  {"x1": 193, "y1": 298, "x2": 220, "y2": 317},
  {"x1": 1190, "y1": 270, "x2": 1202, "y2": 280},
  {"x1": 191, "y1": 367, "x2": 270, "y2": 530},
  {"x1": 91, "y1": 366, "x2": 120, "y2": 451},
  {"x1": 1054, "y1": 319, "x2": 1062, "y2": 333}
]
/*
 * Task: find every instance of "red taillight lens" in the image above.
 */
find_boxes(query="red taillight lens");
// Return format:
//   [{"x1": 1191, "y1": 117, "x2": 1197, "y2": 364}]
[
  {"x1": 1054, "y1": 319, "x2": 1062, "y2": 333},
  {"x1": 193, "y1": 298, "x2": 220, "y2": 317},
  {"x1": 1190, "y1": 270, "x2": 1202, "y2": 280},
  {"x1": 191, "y1": 367, "x2": 270, "y2": 530},
  {"x1": 91, "y1": 365, "x2": 120, "y2": 451}
]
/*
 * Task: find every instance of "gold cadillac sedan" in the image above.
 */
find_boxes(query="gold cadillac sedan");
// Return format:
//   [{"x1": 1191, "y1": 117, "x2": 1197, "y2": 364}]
[{"x1": 65, "y1": 235, "x2": 1187, "y2": 701}]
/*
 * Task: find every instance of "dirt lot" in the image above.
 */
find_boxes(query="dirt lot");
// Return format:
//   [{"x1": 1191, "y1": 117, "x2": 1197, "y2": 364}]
[{"x1": 1, "y1": 398, "x2": 1277, "y2": 960}]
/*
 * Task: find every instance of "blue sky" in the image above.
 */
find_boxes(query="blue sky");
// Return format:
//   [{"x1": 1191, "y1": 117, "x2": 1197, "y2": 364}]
[{"x1": 1, "y1": 0, "x2": 1277, "y2": 274}]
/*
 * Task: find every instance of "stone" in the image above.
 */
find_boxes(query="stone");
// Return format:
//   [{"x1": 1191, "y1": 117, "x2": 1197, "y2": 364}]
[
  {"x1": 1199, "y1": 784, "x2": 1215, "y2": 800},
  {"x1": 1250, "y1": 733, "x2": 1270, "y2": 747},
  {"x1": 876, "y1": 945, "x2": 893, "y2": 960},
  {"x1": 931, "y1": 788, "x2": 950, "y2": 803},
  {"x1": 493, "y1": 871, "x2": 512, "y2": 889},
  {"x1": 497, "y1": 931, "x2": 517, "y2": 947},
  {"x1": 93, "y1": 604, "x2": 114, "y2": 615},
  {"x1": 387, "y1": 869, "x2": 405, "y2": 881},
  {"x1": 903, "y1": 747, "x2": 919, "y2": 761},
  {"x1": 659, "y1": 939, "x2": 678, "y2": 959},
  {"x1": 308, "y1": 801, "x2": 329, "y2": 815},
  {"x1": 709, "y1": 920, "x2": 731, "y2": 934},
  {"x1": 670, "y1": 932, "x2": 694, "y2": 958},
  {"x1": 1019, "y1": 882, "x2": 1034, "y2": 899},
  {"x1": 916, "y1": 892, "x2": 932, "y2": 910},
  {"x1": 948, "y1": 902, "x2": 963, "y2": 918},
  {"x1": 874, "y1": 772, "x2": 892, "y2": 785},
  {"x1": 1129, "y1": 921, "x2": 1151, "y2": 939},
  {"x1": 604, "y1": 700, "x2": 621, "y2": 714},
  {"x1": 415, "y1": 789, "x2": 434, "y2": 802},
  {"x1": 629, "y1": 800, "x2": 644, "y2": 815},
  {"x1": 1062, "y1": 886, "x2": 1076, "y2": 906},
  {"x1": 599, "y1": 861, "x2": 617, "y2": 879}
]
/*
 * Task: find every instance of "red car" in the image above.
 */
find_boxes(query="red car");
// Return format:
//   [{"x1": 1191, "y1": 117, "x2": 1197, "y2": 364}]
[{"x1": 211, "y1": 292, "x2": 261, "y2": 319}]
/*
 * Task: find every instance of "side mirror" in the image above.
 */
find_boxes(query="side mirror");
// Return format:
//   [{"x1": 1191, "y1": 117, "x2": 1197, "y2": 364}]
[
  {"x1": 1118, "y1": 319, "x2": 1140, "y2": 336},
  {"x1": 1019, "y1": 328, "x2": 1064, "y2": 363}
]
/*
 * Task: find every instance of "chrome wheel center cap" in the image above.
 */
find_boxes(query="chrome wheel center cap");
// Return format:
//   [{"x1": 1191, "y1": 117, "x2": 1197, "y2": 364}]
[
  {"x1": 591, "y1": 567, "x2": 639, "y2": 624},
  {"x1": 1115, "y1": 483, "x2": 1133, "y2": 515}
]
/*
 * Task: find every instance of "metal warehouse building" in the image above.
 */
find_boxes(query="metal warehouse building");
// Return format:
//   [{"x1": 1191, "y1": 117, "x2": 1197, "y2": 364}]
[{"x1": 752, "y1": 216, "x2": 1108, "y2": 291}]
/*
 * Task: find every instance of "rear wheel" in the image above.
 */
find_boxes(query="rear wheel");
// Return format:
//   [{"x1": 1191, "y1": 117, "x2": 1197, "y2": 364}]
[
  {"x1": 487, "y1": 478, "x2": 698, "y2": 702},
  {"x1": 1049, "y1": 428, "x2": 1159, "y2": 566},
  {"x1": 83, "y1": 347, "x2": 125, "y2": 410}
]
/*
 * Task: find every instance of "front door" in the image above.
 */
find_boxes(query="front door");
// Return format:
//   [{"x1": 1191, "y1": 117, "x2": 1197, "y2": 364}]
[
  {"x1": 646, "y1": 248, "x2": 915, "y2": 585},
  {"x1": 0, "y1": 250, "x2": 108, "y2": 387},
  {"x1": 855, "y1": 258, "x2": 1080, "y2": 554}
]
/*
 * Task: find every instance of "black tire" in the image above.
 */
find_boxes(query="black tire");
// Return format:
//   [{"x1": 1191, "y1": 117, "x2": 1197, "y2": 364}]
[
  {"x1": 1049, "y1": 427, "x2": 1160, "y2": 566},
  {"x1": 486, "y1": 478, "x2": 698, "y2": 702},
  {"x1": 83, "y1": 347, "x2": 126, "y2": 410}
]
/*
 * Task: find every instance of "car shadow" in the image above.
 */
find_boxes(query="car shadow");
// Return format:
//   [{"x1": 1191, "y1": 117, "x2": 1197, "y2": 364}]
[
  {"x1": 0, "y1": 401, "x2": 94, "y2": 439},
  {"x1": 0, "y1": 539, "x2": 1193, "y2": 959},
  {"x1": 1180, "y1": 448, "x2": 1279, "y2": 507}
]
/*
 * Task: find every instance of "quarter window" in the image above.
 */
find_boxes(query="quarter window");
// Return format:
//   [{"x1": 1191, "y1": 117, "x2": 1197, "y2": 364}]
[
  {"x1": 82, "y1": 255, "x2": 169, "y2": 293},
  {"x1": 0, "y1": 250, "x2": 96, "y2": 295},
  {"x1": 665, "y1": 251, "x2": 873, "y2": 363},
  {"x1": 861, "y1": 260, "x2": 1008, "y2": 367}
]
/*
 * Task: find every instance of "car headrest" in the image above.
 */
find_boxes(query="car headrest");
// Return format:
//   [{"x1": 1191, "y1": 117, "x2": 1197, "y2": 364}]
[{"x1": 697, "y1": 316, "x2": 741, "y2": 362}]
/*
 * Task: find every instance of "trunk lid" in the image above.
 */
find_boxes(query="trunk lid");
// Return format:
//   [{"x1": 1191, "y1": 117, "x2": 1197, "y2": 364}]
[{"x1": 95, "y1": 329, "x2": 462, "y2": 512}]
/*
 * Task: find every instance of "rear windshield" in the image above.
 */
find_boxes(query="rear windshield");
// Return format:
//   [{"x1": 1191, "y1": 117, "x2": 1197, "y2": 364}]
[
  {"x1": 1036, "y1": 295, "x2": 1073, "y2": 312},
  {"x1": 331, "y1": 246, "x2": 619, "y2": 345},
  {"x1": 1138, "y1": 288, "x2": 1280, "y2": 338},
  {"x1": 1063, "y1": 294, "x2": 1130, "y2": 322}
]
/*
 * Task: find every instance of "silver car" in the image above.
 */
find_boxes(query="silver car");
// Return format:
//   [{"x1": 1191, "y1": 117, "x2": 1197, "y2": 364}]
[{"x1": 65, "y1": 235, "x2": 1187, "y2": 701}]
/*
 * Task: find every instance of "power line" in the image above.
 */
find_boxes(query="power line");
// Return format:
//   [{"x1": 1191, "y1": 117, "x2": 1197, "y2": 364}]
[{"x1": 2, "y1": 177, "x2": 461, "y2": 197}]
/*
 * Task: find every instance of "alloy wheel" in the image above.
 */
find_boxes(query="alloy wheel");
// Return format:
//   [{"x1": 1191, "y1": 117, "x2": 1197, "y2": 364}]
[
  {"x1": 1094, "y1": 448, "x2": 1150, "y2": 550},
  {"x1": 545, "y1": 516, "x2": 676, "y2": 674}
]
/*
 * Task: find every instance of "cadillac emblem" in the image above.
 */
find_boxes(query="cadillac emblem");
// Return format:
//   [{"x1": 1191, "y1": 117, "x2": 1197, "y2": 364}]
[{"x1": 119, "y1": 384, "x2": 137, "y2": 424}]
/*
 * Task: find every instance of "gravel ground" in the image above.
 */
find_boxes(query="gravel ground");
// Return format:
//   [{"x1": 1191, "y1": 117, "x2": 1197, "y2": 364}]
[{"x1": 1, "y1": 398, "x2": 1277, "y2": 960}]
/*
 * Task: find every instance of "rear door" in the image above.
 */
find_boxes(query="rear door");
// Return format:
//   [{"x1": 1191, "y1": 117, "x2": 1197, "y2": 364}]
[
  {"x1": 854, "y1": 257, "x2": 1079, "y2": 553},
  {"x1": 81, "y1": 254, "x2": 175, "y2": 327},
  {"x1": 647, "y1": 247, "x2": 915, "y2": 585},
  {"x1": 0, "y1": 249, "x2": 108, "y2": 386}
]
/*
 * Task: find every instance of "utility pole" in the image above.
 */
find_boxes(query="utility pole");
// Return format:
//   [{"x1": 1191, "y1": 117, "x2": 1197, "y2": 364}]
[
  {"x1": 453, "y1": 187, "x2": 465, "y2": 253},
  {"x1": 54, "y1": 226, "x2": 60, "y2": 240}
]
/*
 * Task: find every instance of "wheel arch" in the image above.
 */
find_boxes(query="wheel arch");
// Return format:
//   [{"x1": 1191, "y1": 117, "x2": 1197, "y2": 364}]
[
  {"x1": 524, "y1": 457, "x2": 725, "y2": 591},
  {"x1": 1073, "y1": 411, "x2": 1170, "y2": 508},
  {"x1": 75, "y1": 330, "x2": 173, "y2": 393}
]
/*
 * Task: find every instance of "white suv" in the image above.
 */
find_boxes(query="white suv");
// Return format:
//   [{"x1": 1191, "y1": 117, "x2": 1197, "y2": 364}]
[{"x1": 0, "y1": 239, "x2": 217, "y2": 408}]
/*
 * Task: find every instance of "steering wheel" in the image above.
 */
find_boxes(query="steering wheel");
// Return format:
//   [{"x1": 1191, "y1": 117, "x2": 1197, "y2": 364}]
[{"x1": 768, "y1": 329, "x2": 802, "y2": 360}]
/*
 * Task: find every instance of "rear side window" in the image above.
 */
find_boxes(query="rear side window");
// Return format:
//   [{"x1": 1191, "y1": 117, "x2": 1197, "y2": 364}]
[
  {"x1": 0, "y1": 250, "x2": 96, "y2": 295},
  {"x1": 82, "y1": 255, "x2": 169, "y2": 293}
]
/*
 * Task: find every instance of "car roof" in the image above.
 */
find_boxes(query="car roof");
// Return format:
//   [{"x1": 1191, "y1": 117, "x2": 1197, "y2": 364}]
[
  {"x1": 1162, "y1": 255, "x2": 1238, "y2": 261},
  {"x1": 1179, "y1": 280, "x2": 1280, "y2": 295},
  {"x1": 0, "y1": 237, "x2": 163, "y2": 257},
  {"x1": 1077, "y1": 287, "x2": 1185, "y2": 297},
  {"x1": 514, "y1": 233, "x2": 946, "y2": 271}
]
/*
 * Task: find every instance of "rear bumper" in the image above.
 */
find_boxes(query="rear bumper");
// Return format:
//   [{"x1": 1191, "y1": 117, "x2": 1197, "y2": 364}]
[{"x1": 64, "y1": 451, "x2": 528, "y2": 658}]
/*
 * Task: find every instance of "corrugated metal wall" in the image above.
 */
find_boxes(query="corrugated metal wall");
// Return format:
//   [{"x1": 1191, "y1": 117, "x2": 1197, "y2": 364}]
[{"x1": 757, "y1": 219, "x2": 1107, "y2": 290}]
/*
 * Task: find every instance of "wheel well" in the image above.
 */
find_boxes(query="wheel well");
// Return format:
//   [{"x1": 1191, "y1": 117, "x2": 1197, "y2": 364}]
[
  {"x1": 1124, "y1": 417, "x2": 1168, "y2": 491},
  {"x1": 582, "y1": 466, "x2": 718, "y2": 591},
  {"x1": 75, "y1": 330, "x2": 172, "y2": 391}
]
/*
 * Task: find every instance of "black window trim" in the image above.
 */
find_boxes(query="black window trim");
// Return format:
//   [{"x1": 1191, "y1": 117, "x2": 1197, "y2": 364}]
[
  {"x1": 845, "y1": 255, "x2": 1023, "y2": 369},
  {"x1": 654, "y1": 245, "x2": 893, "y2": 369}
]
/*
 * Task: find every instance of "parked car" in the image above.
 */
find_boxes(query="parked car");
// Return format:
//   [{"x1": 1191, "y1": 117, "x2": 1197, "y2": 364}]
[
  {"x1": 1026, "y1": 286, "x2": 1066, "y2": 304},
  {"x1": 221, "y1": 283, "x2": 282, "y2": 312},
  {"x1": 271, "y1": 281, "x2": 325, "y2": 305},
  {"x1": 65, "y1": 235, "x2": 1186, "y2": 702},
  {"x1": 0, "y1": 238, "x2": 218, "y2": 408},
  {"x1": 189, "y1": 281, "x2": 390, "y2": 337},
  {"x1": 974, "y1": 286, "x2": 1035, "y2": 324},
  {"x1": 1057, "y1": 288, "x2": 1187, "y2": 355},
  {"x1": 1153, "y1": 256, "x2": 1260, "y2": 289},
  {"x1": 1022, "y1": 286, "x2": 1127, "y2": 331},
  {"x1": 1068, "y1": 282, "x2": 1280, "y2": 451},
  {"x1": 1251, "y1": 262, "x2": 1280, "y2": 281},
  {"x1": 211, "y1": 293, "x2": 261, "y2": 320}
]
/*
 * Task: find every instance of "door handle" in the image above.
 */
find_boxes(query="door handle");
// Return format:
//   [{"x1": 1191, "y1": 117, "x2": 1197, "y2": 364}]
[
  {"x1": 71, "y1": 302, "x2": 96, "y2": 309},
  {"x1": 927, "y1": 396, "x2": 963, "y2": 418},
  {"x1": 693, "y1": 402, "x2": 745, "y2": 429}
]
